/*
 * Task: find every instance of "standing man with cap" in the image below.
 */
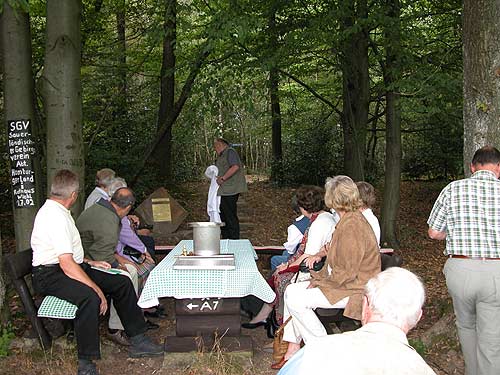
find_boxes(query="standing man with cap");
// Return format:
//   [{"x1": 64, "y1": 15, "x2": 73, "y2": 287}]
[
  {"x1": 214, "y1": 138, "x2": 248, "y2": 239},
  {"x1": 428, "y1": 146, "x2": 500, "y2": 375}
]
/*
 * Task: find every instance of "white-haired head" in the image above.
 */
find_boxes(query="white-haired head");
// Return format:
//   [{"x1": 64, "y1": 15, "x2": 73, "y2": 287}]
[
  {"x1": 107, "y1": 177, "x2": 127, "y2": 197},
  {"x1": 363, "y1": 267, "x2": 425, "y2": 332},
  {"x1": 95, "y1": 168, "x2": 115, "y2": 189}
]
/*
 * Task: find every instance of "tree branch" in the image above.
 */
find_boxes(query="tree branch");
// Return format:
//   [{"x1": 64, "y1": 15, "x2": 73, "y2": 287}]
[
  {"x1": 279, "y1": 69, "x2": 342, "y2": 116},
  {"x1": 129, "y1": 43, "x2": 211, "y2": 186}
]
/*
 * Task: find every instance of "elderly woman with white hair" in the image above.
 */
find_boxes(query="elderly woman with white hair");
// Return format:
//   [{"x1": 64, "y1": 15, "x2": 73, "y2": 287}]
[{"x1": 272, "y1": 175, "x2": 381, "y2": 369}]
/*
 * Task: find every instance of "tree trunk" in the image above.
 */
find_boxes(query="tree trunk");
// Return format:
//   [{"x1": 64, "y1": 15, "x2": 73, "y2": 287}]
[
  {"x1": 115, "y1": 0, "x2": 127, "y2": 121},
  {"x1": 380, "y1": 0, "x2": 402, "y2": 249},
  {"x1": 1, "y1": 2, "x2": 42, "y2": 251},
  {"x1": 0, "y1": 227, "x2": 5, "y2": 320},
  {"x1": 463, "y1": 0, "x2": 500, "y2": 174},
  {"x1": 341, "y1": 0, "x2": 369, "y2": 181},
  {"x1": 155, "y1": 0, "x2": 176, "y2": 183},
  {"x1": 130, "y1": 44, "x2": 210, "y2": 187},
  {"x1": 268, "y1": 10, "x2": 283, "y2": 183},
  {"x1": 42, "y1": 0, "x2": 84, "y2": 215}
]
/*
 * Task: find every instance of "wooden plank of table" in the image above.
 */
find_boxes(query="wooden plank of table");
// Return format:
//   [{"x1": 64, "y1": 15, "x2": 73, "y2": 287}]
[
  {"x1": 165, "y1": 335, "x2": 253, "y2": 353},
  {"x1": 176, "y1": 314, "x2": 241, "y2": 337}
]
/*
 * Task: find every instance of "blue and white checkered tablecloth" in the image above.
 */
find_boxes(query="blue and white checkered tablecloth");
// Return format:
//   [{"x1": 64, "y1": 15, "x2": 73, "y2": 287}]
[{"x1": 138, "y1": 239, "x2": 275, "y2": 308}]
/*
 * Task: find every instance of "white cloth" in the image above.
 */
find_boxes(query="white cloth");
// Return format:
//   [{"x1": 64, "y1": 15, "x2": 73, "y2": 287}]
[
  {"x1": 204, "y1": 165, "x2": 221, "y2": 223},
  {"x1": 283, "y1": 215, "x2": 306, "y2": 254},
  {"x1": 283, "y1": 281, "x2": 348, "y2": 344},
  {"x1": 296, "y1": 322, "x2": 436, "y2": 375},
  {"x1": 304, "y1": 212, "x2": 337, "y2": 255},
  {"x1": 84, "y1": 187, "x2": 109, "y2": 210},
  {"x1": 362, "y1": 208, "x2": 381, "y2": 247},
  {"x1": 32, "y1": 199, "x2": 84, "y2": 266}
]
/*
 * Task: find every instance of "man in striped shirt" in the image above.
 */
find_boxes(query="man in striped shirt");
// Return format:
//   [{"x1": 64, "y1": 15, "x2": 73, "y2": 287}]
[{"x1": 428, "y1": 146, "x2": 500, "y2": 375}]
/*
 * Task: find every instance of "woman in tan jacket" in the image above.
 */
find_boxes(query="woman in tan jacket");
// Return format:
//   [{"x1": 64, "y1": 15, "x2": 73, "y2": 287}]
[{"x1": 273, "y1": 175, "x2": 381, "y2": 369}]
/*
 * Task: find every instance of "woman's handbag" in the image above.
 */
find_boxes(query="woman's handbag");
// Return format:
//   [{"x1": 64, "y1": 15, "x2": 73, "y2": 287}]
[
  {"x1": 123, "y1": 245, "x2": 145, "y2": 264},
  {"x1": 272, "y1": 316, "x2": 292, "y2": 364},
  {"x1": 299, "y1": 256, "x2": 326, "y2": 273},
  {"x1": 266, "y1": 308, "x2": 280, "y2": 338}
]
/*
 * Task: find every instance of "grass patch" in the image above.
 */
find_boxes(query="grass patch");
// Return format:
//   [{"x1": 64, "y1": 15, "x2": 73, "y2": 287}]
[
  {"x1": 0, "y1": 324, "x2": 15, "y2": 357},
  {"x1": 409, "y1": 338, "x2": 428, "y2": 357}
]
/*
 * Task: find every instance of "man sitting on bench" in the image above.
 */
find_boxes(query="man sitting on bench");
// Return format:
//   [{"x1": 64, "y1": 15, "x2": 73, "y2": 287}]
[{"x1": 31, "y1": 169, "x2": 163, "y2": 375}]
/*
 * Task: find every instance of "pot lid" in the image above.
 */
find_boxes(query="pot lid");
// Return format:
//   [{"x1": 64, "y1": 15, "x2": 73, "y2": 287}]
[{"x1": 188, "y1": 222, "x2": 225, "y2": 227}]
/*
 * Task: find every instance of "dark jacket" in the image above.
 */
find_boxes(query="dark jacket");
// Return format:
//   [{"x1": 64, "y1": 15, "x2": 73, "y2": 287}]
[
  {"x1": 76, "y1": 199, "x2": 121, "y2": 265},
  {"x1": 215, "y1": 146, "x2": 248, "y2": 196}
]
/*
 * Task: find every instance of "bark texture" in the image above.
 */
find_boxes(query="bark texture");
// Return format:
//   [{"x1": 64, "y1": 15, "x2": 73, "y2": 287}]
[
  {"x1": 380, "y1": 0, "x2": 402, "y2": 249},
  {"x1": 0, "y1": 228, "x2": 4, "y2": 318},
  {"x1": 463, "y1": 0, "x2": 500, "y2": 174},
  {"x1": 1, "y1": 3, "x2": 42, "y2": 251},
  {"x1": 115, "y1": 0, "x2": 127, "y2": 121},
  {"x1": 341, "y1": 0, "x2": 369, "y2": 181},
  {"x1": 42, "y1": 0, "x2": 84, "y2": 214},
  {"x1": 155, "y1": 0, "x2": 177, "y2": 182},
  {"x1": 268, "y1": 10, "x2": 283, "y2": 183}
]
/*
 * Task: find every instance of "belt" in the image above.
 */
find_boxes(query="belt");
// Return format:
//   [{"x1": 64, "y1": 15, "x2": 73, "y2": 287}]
[
  {"x1": 448, "y1": 255, "x2": 500, "y2": 260},
  {"x1": 32, "y1": 264, "x2": 60, "y2": 270}
]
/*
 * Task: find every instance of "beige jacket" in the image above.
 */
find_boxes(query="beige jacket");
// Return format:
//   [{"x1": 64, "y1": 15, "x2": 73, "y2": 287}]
[{"x1": 310, "y1": 211, "x2": 380, "y2": 320}]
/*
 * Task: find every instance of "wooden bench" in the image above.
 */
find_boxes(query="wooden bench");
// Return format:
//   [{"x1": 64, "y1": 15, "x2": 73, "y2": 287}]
[
  {"x1": 4, "y1": 249, "x2": 77, "y2": 350},
  {"x1": 315, "y1": 250, "x2": 403, "y2": 334}
]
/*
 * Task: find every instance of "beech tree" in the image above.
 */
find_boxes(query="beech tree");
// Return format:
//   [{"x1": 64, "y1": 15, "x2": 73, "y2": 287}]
[
  {"x1": 340, "y1": 0, "x2": 370, "y2": 181},
  {"x1": 463, "y1": 0, "x2": 500, "y2": 171},
  {"x1": 380, "y1": 0, "x2": 402, "y2": 249},
  {"x1": 41, "y1": 0, "x2": 84, "y2": 214},
  {"x1": 155, "y1": 0, "x2": 177, "y2": 182},
  {"x1": 1, "y1": 1, "x2": 42, "y2": 251},
  {"x1": 0, "y1": 227, "x2": 4, "y2": 319},
  {"x1": 267, "y1": 6, "x2": 283, "y2": 183}
]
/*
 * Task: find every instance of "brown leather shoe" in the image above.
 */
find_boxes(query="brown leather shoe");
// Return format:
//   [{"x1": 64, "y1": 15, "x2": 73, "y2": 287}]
[{"x1": 271, "y1": 357, "x2": 288, "y2": 370}]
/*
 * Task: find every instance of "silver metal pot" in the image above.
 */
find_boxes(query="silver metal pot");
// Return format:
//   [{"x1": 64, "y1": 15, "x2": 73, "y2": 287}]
[{"x1": 188, "y1": 222, "x2": 224, "y2": 256}]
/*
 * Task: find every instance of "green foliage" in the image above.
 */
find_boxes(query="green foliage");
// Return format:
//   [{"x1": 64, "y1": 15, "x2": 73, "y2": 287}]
[
  {"x1": 0, "y1": 0, "x2": 29, "y2": 15},
  {"x1": 408, "y1": 338, "x2": 428, "y2": 357},
  {"x1": 0, "y1": 324, "x2": 15, "y2": 357},
  {"x1": 1, "y1": 0, "x2": 465, "y2": 212}
]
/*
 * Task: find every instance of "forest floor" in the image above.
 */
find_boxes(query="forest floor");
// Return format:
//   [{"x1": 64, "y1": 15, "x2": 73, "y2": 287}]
[{"x1": 0, "y1": 178, "x2": 464, "y2": 375}]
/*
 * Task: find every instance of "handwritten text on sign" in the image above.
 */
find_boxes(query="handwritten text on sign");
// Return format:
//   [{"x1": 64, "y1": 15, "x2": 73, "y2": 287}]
[{"x1": 8, "y1": 119, "x2": 36, "y2": 208}]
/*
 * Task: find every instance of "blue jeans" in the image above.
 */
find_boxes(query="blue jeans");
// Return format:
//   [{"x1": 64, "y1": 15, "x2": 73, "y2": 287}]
[{"x1": 271, "y1": 250, "x2": 291, "y2": 271}]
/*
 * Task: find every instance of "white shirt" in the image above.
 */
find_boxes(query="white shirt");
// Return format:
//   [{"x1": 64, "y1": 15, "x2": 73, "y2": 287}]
[
  {"x1": 298, "y1": 322, "x2": 436, "y2": 375},
  {"x1": 84, "y1": 187, "x2": 109, "y2": 210},
  {"x1": 283, "y1": 215, "x2": 306, "y2": 254},
  {"x1": 31, "y1": 199, "x2": 84, "y2": 266},
  {"x1": 204, "y1": 165, "x2": 221, "y2": 223},
  {"x1": 304, "y1": 211, "x2": 337, "y2": 255},
  {"x1": 362, "y1": 208, "x2": 381, "y2": 246}
]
